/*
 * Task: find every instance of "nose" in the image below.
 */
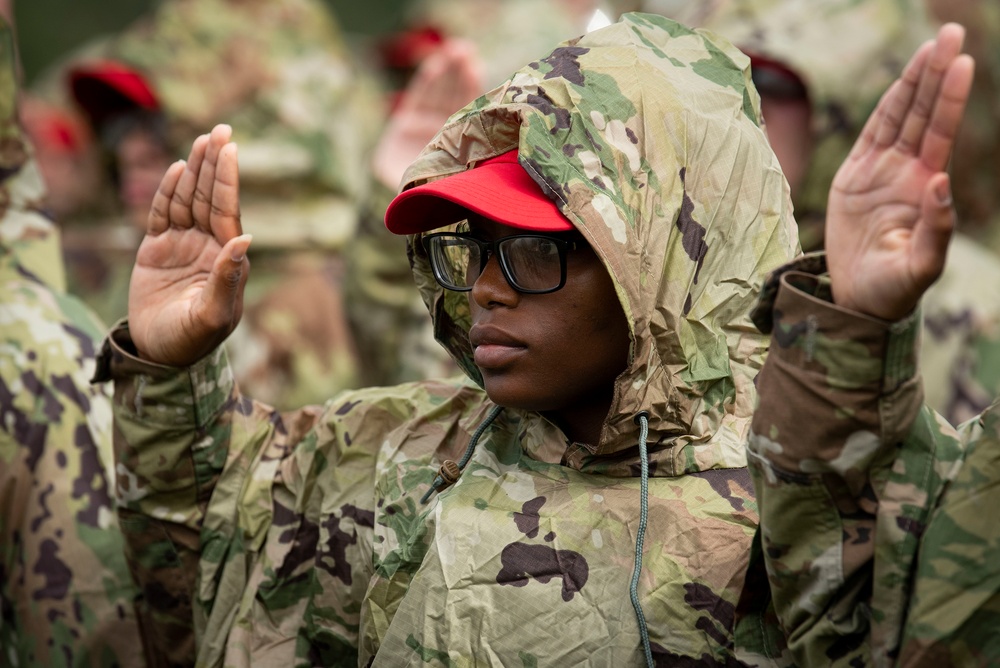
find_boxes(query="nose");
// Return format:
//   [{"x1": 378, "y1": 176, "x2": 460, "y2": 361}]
[{"x1": 470, "y1": 252, "x2": 519, "y2": 308}]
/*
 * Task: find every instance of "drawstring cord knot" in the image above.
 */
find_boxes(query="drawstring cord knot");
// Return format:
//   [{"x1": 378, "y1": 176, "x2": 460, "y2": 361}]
[
  {"x1": 421, "y1": 405, "x2": 504, "y2": 504},
  {"x1": 630, "y1": 411, "x2": 653, "y2": 668}
]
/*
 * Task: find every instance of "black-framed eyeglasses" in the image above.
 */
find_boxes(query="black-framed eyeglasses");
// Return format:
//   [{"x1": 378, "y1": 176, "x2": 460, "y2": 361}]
[{"x1": 422, "y1": 232, "x2": 579, "y2": 294}]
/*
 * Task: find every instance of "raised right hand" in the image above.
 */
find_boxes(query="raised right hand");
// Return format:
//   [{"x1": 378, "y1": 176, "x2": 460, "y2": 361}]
[{"x1": 128, "y1": 124, "x2": 252, "y2": 366}]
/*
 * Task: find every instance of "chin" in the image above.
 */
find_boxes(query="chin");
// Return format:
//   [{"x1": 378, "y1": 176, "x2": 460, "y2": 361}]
[{"x1": 480, "y1": 374, "x2": 554, "y2": 413}]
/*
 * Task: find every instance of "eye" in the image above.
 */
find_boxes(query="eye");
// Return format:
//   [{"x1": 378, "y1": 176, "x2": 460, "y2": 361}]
[{"x1": 536, "y1": 238, "x2": 560, "y2": 257}]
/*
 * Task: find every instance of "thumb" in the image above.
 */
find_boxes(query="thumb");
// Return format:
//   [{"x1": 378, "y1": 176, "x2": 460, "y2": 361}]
[
  {"x1": 910, "y1": 172, "x2": 955, "y2": 292},
  {"x1": 197, "y1": 233, "x2": 252, "y2": 331}
]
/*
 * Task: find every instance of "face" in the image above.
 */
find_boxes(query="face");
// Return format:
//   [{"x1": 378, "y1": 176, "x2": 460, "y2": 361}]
[
  {"x1": 464, "y1": 215, "x2": 631, "y2": 444},
  {"x1": 115, "y1": 127, "x2": 173, "y2": 230}
]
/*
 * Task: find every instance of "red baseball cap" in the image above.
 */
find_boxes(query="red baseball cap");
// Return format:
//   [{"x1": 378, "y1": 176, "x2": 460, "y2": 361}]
[
  {"x1": 384, "y1": 150, "x2": 574, "y2": 235},
  {"x1": 68, "y1": 60, "x2": 160, "y2": 130}
]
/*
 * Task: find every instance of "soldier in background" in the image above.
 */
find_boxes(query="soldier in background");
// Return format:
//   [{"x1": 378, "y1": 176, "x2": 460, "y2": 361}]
[
  {"x1": 0, "y1": 13, "x2": 146, "y2": 667},
  {"x1": 671, "y1": 0, "x2": 1000, "y2": 426},
  {"x1": 58, "y1": 0, "x2": 382, "y2": 410}
]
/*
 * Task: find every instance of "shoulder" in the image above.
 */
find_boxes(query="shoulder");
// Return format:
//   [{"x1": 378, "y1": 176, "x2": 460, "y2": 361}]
[{"x1": 287, "y1": 376, "x2": 490, "y2": 476}]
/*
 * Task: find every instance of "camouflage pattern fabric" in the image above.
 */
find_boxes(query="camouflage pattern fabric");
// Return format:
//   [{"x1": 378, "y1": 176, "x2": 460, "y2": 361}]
[
  {"x1": 898, "y1": 399, "x2": 1000, "y2": 666},
  {"x1": 0, "y1": 20, "x2": 146, "y2": 668},
  {"x1": 921, "y1": 235, "x2": 1000, "y2": 427},
  {"x1": 671, "y1": 0, "x2": 1000, "y2": 429},
  {"x1": 734, "y1": 254, "x2": 968, "y2": 667},
  {"x1": 60, "y1": 0, "x2": 385, "y2": 409},
  {"x1": 406, "y1": 0, "x2": 594, "y2": 89},
  {"x1": 107, "y1": 0, "x2": 380, "y2": 249},
  {"x1": 98, "y1": 14, "x2": 799, "y2": 666}
]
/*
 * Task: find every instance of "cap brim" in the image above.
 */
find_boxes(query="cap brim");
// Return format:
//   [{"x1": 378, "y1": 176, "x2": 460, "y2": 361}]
[{"x1": 384, "y1": 152, "x2": 573, "y2": 235}]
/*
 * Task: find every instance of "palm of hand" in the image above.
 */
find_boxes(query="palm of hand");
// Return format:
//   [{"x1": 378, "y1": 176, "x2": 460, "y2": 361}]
[
  {"x1": 130, "y1": 227, "x2": 231, "y2": 365},
  {"x1": 126, "y1": 125, "x2": 251, "y2": 366},
  {"x1": 825, "y1": 25, "x2": 974, "y2": 321},
  {"x1": 828, "y1": 148, "x2": 939, "y2": 321}
]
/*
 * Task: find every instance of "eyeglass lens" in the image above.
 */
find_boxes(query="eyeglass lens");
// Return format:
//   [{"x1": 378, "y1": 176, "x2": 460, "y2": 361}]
[{"x1": 427, "y1": 235, "x2": 565, "y2": 292}]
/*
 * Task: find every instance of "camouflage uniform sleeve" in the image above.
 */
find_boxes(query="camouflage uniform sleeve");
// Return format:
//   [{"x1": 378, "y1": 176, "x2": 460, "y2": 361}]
[
  {"x1": 95, "y1": 321, "x2": 328, "y2": 664},
  {"x1": 93, "y1": 322, "x2": 236, "y2": 664},
  {"x1": 734, "y1": 254, "x2": 963, "y2": 668}
]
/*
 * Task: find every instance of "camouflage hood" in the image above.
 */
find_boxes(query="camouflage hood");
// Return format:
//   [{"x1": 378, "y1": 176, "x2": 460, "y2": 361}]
[
  {"x1": 91, "y1": 0, "x2": 381, "y2": 249},
  {"x1": 0, "y1": 22, "x2": 65, "y2": 292},
  {"x1": 401, "y1": 13, "x2": 799, "y2": 476},
  {"x1": 673, "y1": 0, "x2": 934, "y2": 226}
]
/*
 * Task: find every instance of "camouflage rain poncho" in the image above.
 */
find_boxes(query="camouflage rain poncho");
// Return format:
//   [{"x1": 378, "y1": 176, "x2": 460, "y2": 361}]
[
  {"x1": 0, "y1": 20, "x2": 144, "y2": 668},
  {"x1": 99, "y1": 13, "x2": 797, "y2": 666}
]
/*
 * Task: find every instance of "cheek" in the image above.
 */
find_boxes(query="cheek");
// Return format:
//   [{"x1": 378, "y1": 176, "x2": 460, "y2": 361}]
[{"x1": 558, "y1": 294, "x2": 630, "y2": 367}]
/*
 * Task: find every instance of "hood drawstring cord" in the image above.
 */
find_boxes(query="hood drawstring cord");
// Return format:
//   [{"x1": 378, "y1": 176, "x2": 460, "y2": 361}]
[
  {"x1": 630, "y1": 411, "x2": 654, "y2": 668},
  {"x1": 421, "y1": 405, "x2": 505, "y2": 505}
]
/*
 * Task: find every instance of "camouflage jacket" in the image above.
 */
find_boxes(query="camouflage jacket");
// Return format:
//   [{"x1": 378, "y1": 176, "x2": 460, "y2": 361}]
[
  {"x1": 0, "y1": 21, "x2": 145, "y2": 668},
  {"x1": 733, "y1": 254, "x2": 974, "y2": 667},
  {"x1": 98, "y1": 14, "x2": 799, "y2": 666}
]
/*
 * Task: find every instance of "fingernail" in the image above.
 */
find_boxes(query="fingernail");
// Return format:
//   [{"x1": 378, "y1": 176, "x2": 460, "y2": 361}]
[
  {"x1": 231, "y1": 234, "x2": 252, "y2": 262},
  {"x1": 936, "y1": 179, "x2": 952, "y2": 206}
]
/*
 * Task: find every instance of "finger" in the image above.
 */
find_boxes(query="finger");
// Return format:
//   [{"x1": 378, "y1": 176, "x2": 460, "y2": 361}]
[
  {"x1": 919, "y1": 54, "x2": 975, "y2": 170},
  {"x1": 147, "y1": 160, "x2": 186, "y2": 235},
  {"x1": 209, "y1": 142, "x2": 242, "y2": 244},
  {"x1": 192, "y1": 124, "x2": 233, "y2": 234},
  {"x1": 896, "y1": 23, "x2": 965, "y2": 155},
  {"x1": 195, "y1": 233, "x2": 252, "y2": 332},
  {"x1": 910, "y1": 172, "x2": 955, "y2": 291},
  {"x1": 849, "y1": 80, "x2": 898, "y2": 161},
  {"x1": 873, "y1": 40, "x2": 933, "y2": 149},
  {"x1": 169, "y1": 134, "x2": 210, "y2": 229}
]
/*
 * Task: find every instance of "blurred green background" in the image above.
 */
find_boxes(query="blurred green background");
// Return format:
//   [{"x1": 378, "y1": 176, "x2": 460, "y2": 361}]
[{"x1": 16, "y1": 0, "x2": 410, "y2": 85}]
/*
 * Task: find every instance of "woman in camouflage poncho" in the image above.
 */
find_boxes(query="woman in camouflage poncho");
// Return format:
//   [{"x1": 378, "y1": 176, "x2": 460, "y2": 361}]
[{"x1": 97, "y1": 12, "x2": 963, "y2": 667}]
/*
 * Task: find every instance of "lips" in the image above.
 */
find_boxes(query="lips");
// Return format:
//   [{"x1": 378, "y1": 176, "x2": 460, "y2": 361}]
[{"x1": 469, "y1": 324, "x2": 527, "y2": 369}]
